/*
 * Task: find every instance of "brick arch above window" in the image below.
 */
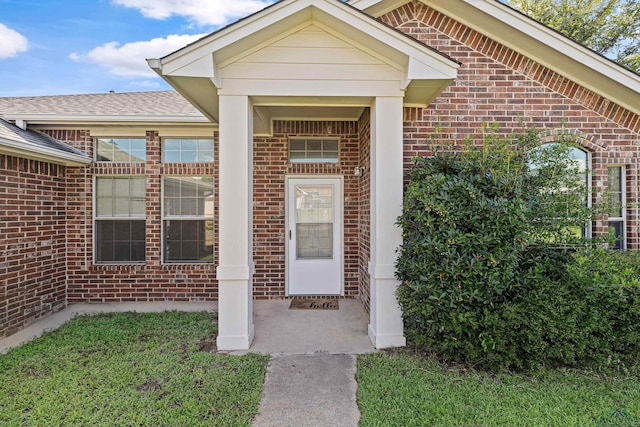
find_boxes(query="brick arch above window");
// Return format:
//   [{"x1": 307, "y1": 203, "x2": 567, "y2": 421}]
[{"x1": 538, "y1": 128, "x2": 607, "y2": 152}]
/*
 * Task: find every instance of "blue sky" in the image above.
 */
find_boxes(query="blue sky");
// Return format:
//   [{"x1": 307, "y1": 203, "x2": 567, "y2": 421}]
[{"x1": 0, "y1": 0, "x2": 277, "y2": 97}]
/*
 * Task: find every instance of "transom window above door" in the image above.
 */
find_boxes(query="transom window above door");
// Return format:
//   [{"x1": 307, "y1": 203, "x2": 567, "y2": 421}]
[{"x1": 289, "y1": 138, "x2": 339, "y2": 163}]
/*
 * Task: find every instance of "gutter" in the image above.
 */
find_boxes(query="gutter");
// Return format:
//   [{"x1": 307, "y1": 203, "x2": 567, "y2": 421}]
[{"x1": 0, "y1": 137, "x2": 92, "y2": 167}]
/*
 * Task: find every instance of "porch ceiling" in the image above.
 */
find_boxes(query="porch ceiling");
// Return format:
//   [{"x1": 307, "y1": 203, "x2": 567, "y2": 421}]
[{"x1": 148, "y1": 0, "x2": 459, "y2": 135}]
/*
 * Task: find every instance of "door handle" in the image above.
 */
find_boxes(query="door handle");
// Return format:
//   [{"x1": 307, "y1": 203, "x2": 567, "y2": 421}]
[{"x1": 289, "y1": 230, "x2": 292, "y2": 240}]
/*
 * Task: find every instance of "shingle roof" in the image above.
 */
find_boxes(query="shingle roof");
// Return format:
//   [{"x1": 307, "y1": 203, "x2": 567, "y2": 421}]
[
  {"x1": 0, "y1": 118, "x2": 89, "y2": 157},
  {"x1": 0, "y1": 90, "x2": 205, "y2": 118}
]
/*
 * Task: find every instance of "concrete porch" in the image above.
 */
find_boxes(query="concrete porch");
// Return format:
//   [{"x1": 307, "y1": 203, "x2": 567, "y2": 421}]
[{"x1": 0, "y1": 300, "x2": 376, "y2": 355}]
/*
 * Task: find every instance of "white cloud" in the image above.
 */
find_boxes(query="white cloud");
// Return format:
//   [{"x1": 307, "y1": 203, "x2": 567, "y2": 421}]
[
  {"x1": 69, "y1": 34, "x2": 206, "y2": 77},
  {"x1": 112, "y1": 0, "x2": 274, "y2": 26},
  {"x1": 0, "y1": 23, "x2": 28, "y2": 59}
]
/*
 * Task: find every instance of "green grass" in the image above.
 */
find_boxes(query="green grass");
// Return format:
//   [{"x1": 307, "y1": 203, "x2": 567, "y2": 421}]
[
  {"x1": 357, "y1": 350, "x2": 640, "y2": 427},
  {"x1": 0, "y1": 312, "x2": 269, "y2": 427}
]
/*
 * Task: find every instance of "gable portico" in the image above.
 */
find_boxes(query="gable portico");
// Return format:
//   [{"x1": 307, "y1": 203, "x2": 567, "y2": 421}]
[{"x1": 149, "y1": 0, "x2": 459, "y2": 350}]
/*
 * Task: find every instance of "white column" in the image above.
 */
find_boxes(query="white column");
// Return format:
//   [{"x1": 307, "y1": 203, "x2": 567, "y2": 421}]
[
  {"x1": 216, "y1": 94, "x2": 255, "y2": 350},
  {"x1": 368, "y1": 96, "x2": 406, "y2": 349}
]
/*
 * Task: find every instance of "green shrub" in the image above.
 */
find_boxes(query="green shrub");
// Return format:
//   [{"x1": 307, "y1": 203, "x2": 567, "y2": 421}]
[{"x1": 396, "y1": 126, "x2": 639, "y2": 371}]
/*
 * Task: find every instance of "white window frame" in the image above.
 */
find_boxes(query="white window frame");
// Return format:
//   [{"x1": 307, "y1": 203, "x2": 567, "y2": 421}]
[
  {"x1": 94, "y1": 137, "x2": 147, "y2": 163},
  {"x1": 608, "y1": 165, "x2": 626, "y2": 250},
  {"x1": 93, "y1": 176, "x2": 147, "y2": 264},
  {"x1": 162, "y1": 138, "x2": 214, "y2": 163},
  {"x1": 161, "y1": 176, "x2": 215, "y2": 264},
  {"x1": 288, "y1": 137, "x2": 340, "y2": 164}
]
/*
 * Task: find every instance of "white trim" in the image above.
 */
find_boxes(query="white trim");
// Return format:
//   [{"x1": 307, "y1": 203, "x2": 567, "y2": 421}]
[
  {"x1": 284, "y1": 174, "x2": 345, "y2": 296},
  {"x1": 160, "y1": 176, "x2": 215, "y2": 264},
  {"x1": 0, "y1": 137, "x2": 90, "y2": 166},
  {"x1": 93, "y1": 176, "x2": 147, "y2": 265},
  {"x1": 1, "y1": 114, "x2": 210, "y2": 124},
  {"x1": 607, "y1": 165, "x2": 627, "y2": 250}
]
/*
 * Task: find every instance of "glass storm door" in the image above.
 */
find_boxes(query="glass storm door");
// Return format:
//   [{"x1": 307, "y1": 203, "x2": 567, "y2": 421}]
[{"x1": 286, "y1": 177, "x2": 343, "y2": 295}]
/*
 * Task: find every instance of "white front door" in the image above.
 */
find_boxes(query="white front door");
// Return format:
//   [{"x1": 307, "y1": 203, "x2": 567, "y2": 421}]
[{"x1": 286, "y1": 176, "x2": 343, "y2": 295}]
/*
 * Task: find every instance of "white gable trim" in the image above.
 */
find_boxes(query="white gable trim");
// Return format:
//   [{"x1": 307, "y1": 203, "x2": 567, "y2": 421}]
[{"x1": 149, "y1": 0, "x2": 460, "y2": 124}]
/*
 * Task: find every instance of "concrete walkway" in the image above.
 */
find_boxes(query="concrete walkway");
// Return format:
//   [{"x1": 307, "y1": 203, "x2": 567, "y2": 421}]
[
  {"x1": 245, "y1": 299, "x2": 373, "y2": 426},
  {"x1": 253, "y1": 354, "x2": 360, "y2": 427}
]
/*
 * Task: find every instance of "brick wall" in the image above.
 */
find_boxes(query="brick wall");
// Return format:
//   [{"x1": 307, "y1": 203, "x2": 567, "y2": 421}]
[
  {"x1": 44, "y1": 130, "x2": 218, "y2": 303},
  {"x1": 357, "y1": 110, "x2": 371, "y2": 311},
  {"x1": 253, "y1": 120, "x2": 362, "y2": 298},
  {"x1": 0, "y1": 155, "x2": 68, "y2": 338},
  {"x1": 382, "y1": 2, "x2": 640, "y2": 248}
]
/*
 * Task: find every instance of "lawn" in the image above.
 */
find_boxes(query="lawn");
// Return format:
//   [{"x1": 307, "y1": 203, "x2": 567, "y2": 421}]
[
  {"x1": 357, "y1": 350, "x2": 640, "y2": 427},
  {"x1": 0, "y1": 312, "x2": 269, "y2": 427}
]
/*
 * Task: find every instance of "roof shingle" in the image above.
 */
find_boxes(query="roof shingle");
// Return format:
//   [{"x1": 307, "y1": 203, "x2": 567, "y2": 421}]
[
  {"x1": 0, "y1": 118, "x2": 89, "y2": 157},
  {"x1": 0, "y1": 90, "x2": 204, "y2": 118}
]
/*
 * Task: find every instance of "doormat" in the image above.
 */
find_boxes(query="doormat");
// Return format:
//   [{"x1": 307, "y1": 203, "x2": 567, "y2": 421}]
[{"x1": 289, "y1": 299, "x2": 339, "y2": 310}]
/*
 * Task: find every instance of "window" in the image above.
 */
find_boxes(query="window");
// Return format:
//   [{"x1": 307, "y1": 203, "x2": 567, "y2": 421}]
[
  {"x1": 608, "y1": 166, "x2": 626, "y2": 250},
  {"x1": 163, "y1": 177, "x2": 214, "y2": 263},
  {"x1": 95, "y1": 138, "x2": 146, "y2": 162},
  {"x1": 163, "y1": 138, "x2": 214, "y2": 163},
  {"x1": 289, "y1": 138, "x2": 339, "y2": 163},
  {"x1": 528, "y1": 143, "x2": 591, "y2": 241},
  {"x1": 95, "y1": 177, "x2": 146, "y2": 263}
]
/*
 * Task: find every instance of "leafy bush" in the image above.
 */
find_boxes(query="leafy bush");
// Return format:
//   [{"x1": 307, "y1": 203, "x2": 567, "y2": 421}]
[{"x1": 396, "y1": 126, "x2": 639, "y2": 371}]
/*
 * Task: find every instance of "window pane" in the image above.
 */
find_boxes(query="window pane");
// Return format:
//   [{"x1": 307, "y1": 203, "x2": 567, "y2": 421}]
[
  {"x1": 296, "y1": 186, "x2": 333, "y2": 223},
  {"x1": 608, "y1": 221, "x2": 624, "y2": 250},
  {"x1": 290, "y1": 140, "x2": 306, "y2": 151},
  {"x1": 163, "y1": 139, "x2": 214, "y2": 163},
  {"x1": 288, "y1": 139, "x2": 339, "y2": 164},
  {"x1": 182, "y1": 139, "x2": 197, "y2": 150},
  {"x1": 164, "y1": 220, "x2": 213, "y2": 262},
  {"x1": 608, "y1": 166, "x2": 623, "y2": 218},
  {"x1": 96, "y1": 177, "x2": 146, "y2": 218},
  {"x1": 96, "y1": 198, "x2": 112, "y2": 217},
  {"x1": 323, "y1": 140, "x2": 338, "y2": 151},
  {"x1": 181, "y1": 151, "x2": 197, "y2": 163},
  {"x1": 95, "y1": 220, "x2": 145, "y2": 262},
  {"x1": 297, "y1": 224, "x2": 333, "y2": 259},
  {"x1": 165, "y1": 139, "x2": 181, "y2": 151},
  {"x1": 307, "y1": 140, "x2": 322, "y2": 151},
  {"x1": 163, "y1": 177, "x2": 214, "y2": 218},
  {"x1": 95, "y1": 138, "x2": 146, "y2": 162}
]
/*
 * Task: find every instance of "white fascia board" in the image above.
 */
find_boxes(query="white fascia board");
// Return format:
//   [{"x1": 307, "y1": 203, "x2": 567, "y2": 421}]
[
  {"x1": 407, "y1": 56, "x2": 457, "y2": 82},
  {"x1": 424, "y1": 0, "x2": 640, "y2": 113},
  {"x1": 349, "y1": 0, "x2": 410, "y2": 16},
  {"x1": 157, "y1": 0, "x2": 311, "y2": 73},
  {"x1": 1, "y1": 114, "x2": 210, "y2": 125},
  {"x1": 452, "y1": 0, "x2": 639, "y2": 91},
  {"x1": 158, "y1": 0, "x2": 457, "y2": 79},
  {"x1": 0, "y1": 137, "x2": 91, "y2": 166}
]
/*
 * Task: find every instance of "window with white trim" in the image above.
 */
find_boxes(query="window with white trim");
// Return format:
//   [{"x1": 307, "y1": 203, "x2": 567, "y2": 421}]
[
  {"x1": 289, "y1": 138, "x2": 339, "y2": 163},
  {"x1": 528, "y1": 143, "x2": 591, "y2": 241},
  {"x1": 608, "y1": 166, "x2": 626, "y2": 250},
  {"x1": 163, "y1": 138, "x2": 214, "y2": 163},
  {"x1": 163, "y1": 177, "x2": 214, "y2": 263},
  {"x1": 95, "y1": 138, "x2": 146, "y2": 162},
  {"x1": 95, "y1": 177, "x2": 146, "y2": 263}
]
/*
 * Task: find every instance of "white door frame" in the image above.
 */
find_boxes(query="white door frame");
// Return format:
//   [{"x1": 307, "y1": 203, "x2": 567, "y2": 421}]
[{"x1": 285, "y1": 175, "x2": 344, "y2": 296}]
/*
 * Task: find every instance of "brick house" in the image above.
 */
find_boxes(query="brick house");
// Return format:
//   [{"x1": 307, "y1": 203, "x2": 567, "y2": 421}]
[{"x1": 1, "y1": 0, "x2": 639, "y2": 350}]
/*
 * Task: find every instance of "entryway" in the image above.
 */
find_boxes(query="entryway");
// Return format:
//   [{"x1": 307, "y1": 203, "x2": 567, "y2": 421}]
[
  {"x1": 238, "y1": 299, "x2": 374, "y2": 355},
  {"x1": 286, "y1": 176, "x2": 343, "y2": 296}
]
